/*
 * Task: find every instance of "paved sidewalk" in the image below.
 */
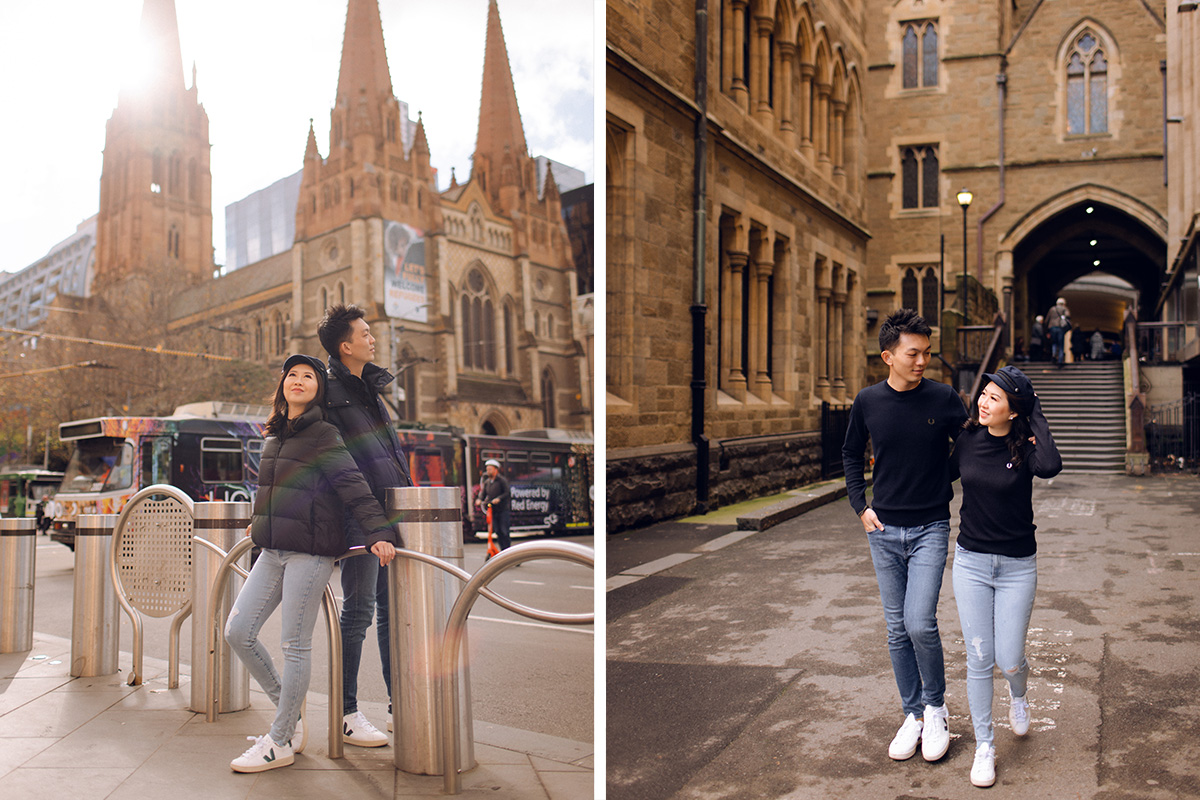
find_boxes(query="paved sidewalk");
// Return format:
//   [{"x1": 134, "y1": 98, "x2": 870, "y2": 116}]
[
  {"x1": 607, "y1": 473, "x2": 1200, "y2": 799},
  {"x1": 0, "y1": 632, "x2": 592, "y2": 799}
]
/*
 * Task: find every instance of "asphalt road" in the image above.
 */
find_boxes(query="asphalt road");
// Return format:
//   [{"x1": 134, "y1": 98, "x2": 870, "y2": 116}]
[
  {"x1": 607, "y1": 473, "x2": 1200, "y2": 799},
  {"x1": 30, "y1": 535, "x2": 594, "y2": 744}
]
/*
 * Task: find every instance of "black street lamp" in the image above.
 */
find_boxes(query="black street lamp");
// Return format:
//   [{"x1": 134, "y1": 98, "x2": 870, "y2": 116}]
[{"x1": 957, "y1": 188, "x2": 973, "y2": 326}]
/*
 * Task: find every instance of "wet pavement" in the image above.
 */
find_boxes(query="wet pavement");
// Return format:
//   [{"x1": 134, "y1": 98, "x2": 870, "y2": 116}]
[{"x1": 606, "y1": 473, "x2": 1200, "y2": 799}]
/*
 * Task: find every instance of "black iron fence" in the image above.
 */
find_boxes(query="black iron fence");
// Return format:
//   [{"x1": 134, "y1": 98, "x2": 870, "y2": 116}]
[
  {"x1": 1145, "y1": 395, "x2": 1200, "y2": 474},
  {"x1": 821, "y1": 401, "x2": 852, "y2": 479}
]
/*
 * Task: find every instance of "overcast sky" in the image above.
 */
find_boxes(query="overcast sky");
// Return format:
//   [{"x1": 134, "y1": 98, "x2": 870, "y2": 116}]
[{"x1": 0, "y1": 0, "x2": 594, "y2": 272}]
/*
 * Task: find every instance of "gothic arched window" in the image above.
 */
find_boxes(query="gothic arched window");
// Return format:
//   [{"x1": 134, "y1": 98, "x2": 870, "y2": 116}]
[
  {"x1": 541, "y1": 368, "x2": 557, "y2": 428},
  {"x1": 460, "y1": 267, "x2": 496, "y2": 372},
  {"x1": 1066, "y1": 30, "x2": 1108, "y2": 135},
  {"x1": 902, "y1": 21, "x2": 938, "y2": 89}
]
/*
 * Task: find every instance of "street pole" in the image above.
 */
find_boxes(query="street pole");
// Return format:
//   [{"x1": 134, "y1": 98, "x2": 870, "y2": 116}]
[{"x1": 957, "y1": 189, "x2": 973, "y2": 327}]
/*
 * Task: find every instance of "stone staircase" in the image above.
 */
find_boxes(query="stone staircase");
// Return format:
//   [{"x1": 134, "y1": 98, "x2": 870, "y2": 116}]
[{"x1": 1023, "y1": 361, "x2": 1126, "y2": 473}]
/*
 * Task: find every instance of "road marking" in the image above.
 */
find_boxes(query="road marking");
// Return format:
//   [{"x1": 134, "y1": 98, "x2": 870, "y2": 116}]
[
  {"x1": 512, "y1": 579, "x2": 544, "y2": 586},
  {"x1": 569, "y1": 585, "x2": 591, "y2": 591},
  {"x1": 472, "y1": 615, "x2": 593, "y2": 635}
]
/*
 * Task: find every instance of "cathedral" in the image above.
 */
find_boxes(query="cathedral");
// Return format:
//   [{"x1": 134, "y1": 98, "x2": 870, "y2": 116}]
[{"x1": 76, "y1": 0, "x2": 589, "y2": 436}]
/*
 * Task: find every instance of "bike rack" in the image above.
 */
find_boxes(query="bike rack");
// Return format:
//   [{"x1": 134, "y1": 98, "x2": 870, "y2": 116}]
[
  {"x1": 110, "y1": 484, "x2": 196, "y2": 687},
  {"x1": 200, "y1": 536, "x2": 594, "y2": 794}
]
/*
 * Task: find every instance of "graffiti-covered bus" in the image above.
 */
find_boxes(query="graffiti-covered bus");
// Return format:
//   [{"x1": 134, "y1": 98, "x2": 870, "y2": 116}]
[
  {"x1": 50, "y1": 402, "x2": 268, "y2": 549},
  {"x1": 0, "y1": 468, "x2": 65, "y2": 518},
  {"x1": 395, "y1": 426, "x2": 594, "y2": 540}
]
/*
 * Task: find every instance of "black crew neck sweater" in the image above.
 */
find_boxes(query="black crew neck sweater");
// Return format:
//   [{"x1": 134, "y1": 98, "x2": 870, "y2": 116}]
[
  {"x1": 842, "y1": 378, "x2": 967, "y2": 527},
  {"x1": 951, "y1": 399, "x2": 1062, "y2": 557}
]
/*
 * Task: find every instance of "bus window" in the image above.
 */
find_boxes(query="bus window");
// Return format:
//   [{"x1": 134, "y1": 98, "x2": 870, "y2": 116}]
[
  {"x1": 201, "y1": 438, "x2": 244, "y2": 483},
  {"x1": 62, "y1": 438, "x2": 135, "y2": 492},
  {"x1": 411, "y1": 448, "x2": 446, "y2": 486},
  {"x1": 140, "y1": 437, "x2": 173, "y2": 485}
]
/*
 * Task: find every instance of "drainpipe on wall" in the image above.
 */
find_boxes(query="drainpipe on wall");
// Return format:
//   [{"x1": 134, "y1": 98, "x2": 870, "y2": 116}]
[
  {"x1": 977, "y1": 63, "x2": 1009, "y2": 333},
  {"x1": 691, "y1": 0, "x2": 710, "y2": 514}
]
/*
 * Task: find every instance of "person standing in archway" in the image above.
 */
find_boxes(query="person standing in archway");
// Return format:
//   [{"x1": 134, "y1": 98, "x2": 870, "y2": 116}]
[
  {"x1": 1045, "y1": 299, "x2": 1071, "y2": 367},
  {"x1": 1029, "y1": 316, "x2": 1045, "y2": 362}
]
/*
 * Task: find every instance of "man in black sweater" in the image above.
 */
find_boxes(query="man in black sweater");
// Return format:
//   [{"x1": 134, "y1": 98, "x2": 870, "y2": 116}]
[
  {"x1": 318, "y1": 305, "x2": 414, "y2": 748},
  {"x1": 842, "y1": 309, "x2": 967, "y2": 765}
]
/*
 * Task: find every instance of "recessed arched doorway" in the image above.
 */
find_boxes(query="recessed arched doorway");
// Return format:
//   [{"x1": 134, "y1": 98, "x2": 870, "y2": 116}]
[{"x1": 1002, "y1": 188, "x2": 1166, "y2": 350}]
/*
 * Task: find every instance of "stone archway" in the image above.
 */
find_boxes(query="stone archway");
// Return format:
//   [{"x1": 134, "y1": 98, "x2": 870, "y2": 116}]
[{"x1": 998, "y1": 185, "x2": 1166, "y2": 346}]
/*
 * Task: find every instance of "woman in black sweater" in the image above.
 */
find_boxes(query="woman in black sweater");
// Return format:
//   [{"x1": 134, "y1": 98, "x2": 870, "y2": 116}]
[
  {"x1": 950, "y1": 365, "x2": 1062, "y2": 788},
  {"x1": 225, "y1": 354, "x2": 400, "y2": 773}
]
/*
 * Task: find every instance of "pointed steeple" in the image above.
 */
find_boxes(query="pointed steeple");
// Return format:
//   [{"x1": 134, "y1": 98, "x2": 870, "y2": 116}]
[
  {"x1": 135, "y1": 0, "x2": 186, "y2": 96},
  {"x1": 335, "y1": 0, "x2": 393, "y2": 123},
  {"x1": 472, "y1": 0, "x2": 528, "y2": 193},
  {"x1": 304, "y1": 119, "x2": 320, "y2": 161}
]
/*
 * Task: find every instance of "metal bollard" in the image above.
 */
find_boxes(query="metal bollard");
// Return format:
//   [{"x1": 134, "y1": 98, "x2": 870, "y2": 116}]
[
  {"x1": 191, "y1": 502, "x2": 251, "y2": 714},
  {"x1": 386, "y1": 487, "x2": 475, "y2": 776},
  {"x1": 0, "y1": 517, "x2": 37, "y2": 653},
  {"x1": 71, "y1": 514, "x2": 120, "y2": 675}
]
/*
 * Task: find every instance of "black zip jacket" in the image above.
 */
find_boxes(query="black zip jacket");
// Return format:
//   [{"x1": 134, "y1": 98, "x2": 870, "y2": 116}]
[{"x1": 323, "y1": 357, "x2": 413, "y2": 504}]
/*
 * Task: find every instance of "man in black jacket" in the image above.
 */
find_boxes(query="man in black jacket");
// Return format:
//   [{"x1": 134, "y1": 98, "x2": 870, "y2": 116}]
[{"x1": 317, "y1": 304, "x2": 414, "y2": 748}]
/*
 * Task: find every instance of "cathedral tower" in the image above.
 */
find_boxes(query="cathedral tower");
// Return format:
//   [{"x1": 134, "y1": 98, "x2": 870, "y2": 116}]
[
  {"x1": 294, "y1": 0, "x2": 440, "y2": 242},
  {"x1": 95, "y1": 0, "x2": 213, "y2": 288}
]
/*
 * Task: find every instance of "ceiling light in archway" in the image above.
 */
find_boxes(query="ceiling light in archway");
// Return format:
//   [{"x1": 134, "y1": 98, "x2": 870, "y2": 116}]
[
  {"x1": 1093, "y1": 260, "x2": 1101, "y2": 266},
  {"x1": 1090, "y1": 239, "x2": 1098, "y2": 246},
  {"x1": 1086, "y1": 206, "x2": 1095, "y2": 214}
]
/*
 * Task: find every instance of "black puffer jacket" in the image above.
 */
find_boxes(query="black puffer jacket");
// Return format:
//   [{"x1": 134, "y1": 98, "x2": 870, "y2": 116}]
[
  {"x1": 250, "y1": 405, "x2": 398, "y2": 556},
  {"x1": 324, "y1": 357, "x2": 413, "y2": 501}
]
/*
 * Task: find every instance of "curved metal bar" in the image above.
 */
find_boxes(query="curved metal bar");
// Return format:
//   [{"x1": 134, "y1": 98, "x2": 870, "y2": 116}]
[
  {"x1": 110, "y1": 483, "x2": 195, "y2": 686},
  {"x1": 322, "y1": 583, "x2": 343, "y2": 759},
  {"x1": 204, "y1": 535, "x2": 255, "y2": 723},
  {"x1": 193, "y1": 537, "x2": 250, "y2": 580},
  {"x1": 440, "y1": 542, "x2": 595, "y2": 794},
  {"x1": 167, "y1": 601, "x2": 191, "y2": 689}
]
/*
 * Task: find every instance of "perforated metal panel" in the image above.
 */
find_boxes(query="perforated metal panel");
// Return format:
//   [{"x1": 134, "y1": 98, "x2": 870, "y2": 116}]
[{"x1": 114, "y1": 495, "x2": 193, "y2": 618}]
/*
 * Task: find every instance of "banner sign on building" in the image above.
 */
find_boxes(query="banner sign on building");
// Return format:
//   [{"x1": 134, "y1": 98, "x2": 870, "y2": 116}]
[{"x1": 384, "y1": 220, "x2": 427, "y2": 322}]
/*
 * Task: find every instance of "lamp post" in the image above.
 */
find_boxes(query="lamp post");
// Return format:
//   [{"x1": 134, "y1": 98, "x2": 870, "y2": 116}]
[{"x1": 957, "y1": 188, "x2": 973, "y2": 326}]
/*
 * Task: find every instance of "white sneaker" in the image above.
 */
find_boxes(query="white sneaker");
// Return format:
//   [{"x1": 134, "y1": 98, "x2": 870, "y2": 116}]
[
  {"x1": 971, "y1": 742, "x2": 996, "y2": 787},
  {"x1": 343, "y1": 710, "x2": 389, "y2": 747},
  {"x1": 231, "y1": 734, "x2": 293, "y2": 773},
  {"x1": 1009, "y1": 693, "x2": 1030, "y2": 736},
  {"x1": 921, "y1": 704, "x2": 950, "y2": 761},
  {"x1": 888, "y1": 713, "x2": 923, "y2": 760}
]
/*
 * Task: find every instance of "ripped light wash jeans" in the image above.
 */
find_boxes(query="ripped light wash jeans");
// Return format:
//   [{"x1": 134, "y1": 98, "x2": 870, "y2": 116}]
[
  {"x1": 225, "y1": 547, "x2": 335, "y2": 746},
  {"x1": 866, "y1": 520, "x2": 950, "y2": 718},
  {"x1": 952, "y1": 544, "x2": 1037, "y2": 745}
]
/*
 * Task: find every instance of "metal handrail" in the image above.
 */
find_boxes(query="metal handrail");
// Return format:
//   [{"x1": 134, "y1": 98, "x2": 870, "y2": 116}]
[
  {"x1": 111, "y1": 483, "x2": 195, "y2": 687},
  {"x1": 439, "y1": 541, "x2": 595, "y2": 794},
  {"x1": 200, "y1": 535, "x2": 595, "y2": 793}
]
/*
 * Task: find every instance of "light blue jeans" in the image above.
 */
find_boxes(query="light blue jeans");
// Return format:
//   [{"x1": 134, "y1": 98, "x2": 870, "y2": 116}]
[
  {"x1": 225, "y1": 547, "x2": 335, "y2": 746},
  {"x1": 952, "y1": 544, "x2": 1037, "y2": 745},
  {"x1": 866, "y1": 520, "x2": 950, "y2": 718}
]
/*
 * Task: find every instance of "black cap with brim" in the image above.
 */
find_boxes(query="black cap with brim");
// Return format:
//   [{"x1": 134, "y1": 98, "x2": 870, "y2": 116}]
[{"x1": 982, "y1": 364, "x2": 1035, "y2": 415}]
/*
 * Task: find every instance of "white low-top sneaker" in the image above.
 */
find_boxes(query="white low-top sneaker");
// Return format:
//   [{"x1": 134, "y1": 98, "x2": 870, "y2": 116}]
[
  {"x1": 343, "y1": 710, "x2": 389, "y2": 747},
  {"x1": 888, "y1": 713, "x2": 923, "y2": 760},
  {"x1": 1009, "y1": 693, "x2": 1030, "y2": 736},
  {"x1": 971, "y1": 742, "x2": 996, "y2": 787},
  {"x1": 921, "y1": 704, "x2": 950, "y2": 761},
  {"x1": 231, "y1": 734, "x2": 294, "y2": 773}
]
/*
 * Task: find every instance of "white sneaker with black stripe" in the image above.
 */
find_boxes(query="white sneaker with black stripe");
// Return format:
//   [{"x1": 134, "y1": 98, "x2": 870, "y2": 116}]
[
  {"x1": 231, "y1": 734, "x2": 293, "y2": 773},
  {"x1": 343, "y1": 710, "x2": 389, "y2": 747}
]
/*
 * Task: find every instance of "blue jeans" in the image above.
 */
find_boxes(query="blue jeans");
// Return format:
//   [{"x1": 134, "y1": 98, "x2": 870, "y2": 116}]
[
  {"x1": 952, "y1": 545, "x2": 1037, "y2": 745},
  {"x1": 340, "y1": 518, "x2": 390, "y2": 715},
  {"x1": 1050, "y1": 326, "x2": 1066, "y2": 364},
  {"x1": 866, "y1": 520, "x2": 950, "y2": 718},
  {"x1": 225, "y1": 547, "x2": 335, "y2": 746}
]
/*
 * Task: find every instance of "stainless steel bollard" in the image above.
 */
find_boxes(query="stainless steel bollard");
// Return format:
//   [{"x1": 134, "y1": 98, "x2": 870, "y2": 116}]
[
  {"x1": 386, "y1": 487, "x2": 475, "y2": 775},
  {"x1": 0, "y1": 517, "x2": 37, "y2": 653},
  {"x1": 191, "y1": 502, "x2": 251, "y2": 713},
  {"x1": 72, "y1": 514, "x2": 120, "y2": 675}
]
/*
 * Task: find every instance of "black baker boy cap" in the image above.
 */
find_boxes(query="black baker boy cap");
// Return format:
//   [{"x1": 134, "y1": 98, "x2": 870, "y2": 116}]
[{"x1": 981, "y1": 365, "x2": 1035, "y2": 415}]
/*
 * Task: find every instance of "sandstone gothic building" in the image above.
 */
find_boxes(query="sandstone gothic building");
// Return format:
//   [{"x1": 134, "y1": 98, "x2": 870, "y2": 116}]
[
  {"x1": 79, "y1": 0, "x2": 588, "y2": 435},
  {"x1": 607, "y1": 0, "x2": 1193, "y2": 529}
]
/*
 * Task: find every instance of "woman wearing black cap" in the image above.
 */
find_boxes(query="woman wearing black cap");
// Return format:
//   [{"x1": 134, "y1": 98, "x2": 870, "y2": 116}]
[
  {"x1": 950, "y1": 365, "x2": 1062, "y2": 787},
  {"x1": 224, "y1": 354, "x2": 401, "y2": 773}
]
